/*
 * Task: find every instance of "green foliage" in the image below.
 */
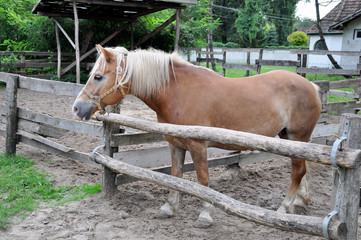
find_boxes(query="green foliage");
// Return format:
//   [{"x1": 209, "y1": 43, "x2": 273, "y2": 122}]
[
  {"x1": 0, "y1": 53, "x2": 18, "y2": 72},
  {"x1": 235, "y1": 0, "x2": 265, "y2": 47},
  {"x1": 179, "y1": 0, "x2": 221, "y2": 47},
  {"x1": 0, "y1": 153, "x2": 101, "y2": 230},
  {"x1": 287, "y1": 31, "x2": 309, "y2": 46}
]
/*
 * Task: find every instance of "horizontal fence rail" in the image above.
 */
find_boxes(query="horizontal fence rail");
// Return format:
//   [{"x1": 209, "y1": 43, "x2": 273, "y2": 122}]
[{"x1": 95, "y1": 113, "x2": 361, "y2": 169}]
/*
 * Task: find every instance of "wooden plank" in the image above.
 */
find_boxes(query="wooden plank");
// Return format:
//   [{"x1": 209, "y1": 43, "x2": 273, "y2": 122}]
[
  {"x1": 111, "y1": 132, "x2": 164, "y2": 147},
  {"x1": 17, "y1": 118, "x2": 67, "y2": 138},
  {"x1": 325, "y1": 101, "x2": 361, "y2": 114},
  {"x1": 290, "y1": 49, "x2": 361, "y2": 56},
  {"x1": 0, "y1": 122, "x2": 5, "y2": 137},
  {"x1": 17, "y1": 108, "x2": 103, "y2": 137},
  {"x1": 17, "y1": 129, "x2": 99, "y2": 167},
  {"x1": 116, "y1": 152, "x2": 240, "y2": 185},
  {"x1": 96, "y1": 113, "x2": 361, "y2": 169},
  {"x1": 328, "y1": 90, "x2": 359, "y2": 99},
  {"x1": 223, "y1": 48, "x2": 261, "y2": 53},
  {"x1": 197, "y1": 51, "x2": 224, "y2": 55},
  {"x1": 296, "y1": 67, "x2": 359, "y2": 76},
  {"x1": 93, "y1": 152, "x2": 344, "y2": 239},
  {"x1": 73, "y1": 2, "x2": 81, "y2": 83},
  {"x1": 114, "y1": 146, "x2": 231, "y2": 168},
  {"x1": 5, "y1": 74, "x2": 18, "y2": 155},
  {"x1": 196, "y1": 58, "x2": 224, "y2": 63},
  {"x1": 329, "y1": 78, "x2": 361, "y2": 89},
  {"x1": 135, "y1": 13, "x2": 177, "y2": 48},
  {"x1": 256, "y1": 59, "x2": 300, "y2": 67},
  {"x1": 18, "y1": 75, "x2": 84, "y2": 97},
  {"x1": 223, "y1": 63, "x2": 258, "y2": 71}
]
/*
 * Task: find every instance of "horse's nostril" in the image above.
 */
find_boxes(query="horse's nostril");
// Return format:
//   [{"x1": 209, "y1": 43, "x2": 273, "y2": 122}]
[{"x1": 73, "y1": 106, "x2": 78, "y2": 113}]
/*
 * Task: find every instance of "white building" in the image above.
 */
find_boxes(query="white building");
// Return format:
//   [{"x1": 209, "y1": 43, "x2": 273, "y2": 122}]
[{"x1": 306, "y1": 0, "x2": 361, "y2": 69}]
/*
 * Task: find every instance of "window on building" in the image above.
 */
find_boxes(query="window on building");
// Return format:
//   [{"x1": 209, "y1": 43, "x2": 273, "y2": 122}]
[
  {"x1": 354, "y1": 29, "x2": 361, "y2": 39},
  {"x1": 314, "y1": 40, "x2": 326, "y2": 50}
]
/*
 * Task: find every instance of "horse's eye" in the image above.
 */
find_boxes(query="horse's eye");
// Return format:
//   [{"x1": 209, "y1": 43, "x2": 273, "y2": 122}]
[{"x1": 94, "y1": 74, "x2": 103, "y2": 81}]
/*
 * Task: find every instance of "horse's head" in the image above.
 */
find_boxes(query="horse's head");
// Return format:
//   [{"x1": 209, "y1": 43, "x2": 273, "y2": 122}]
[{"x1": 72, "y1": 45, "x2": 128, "y2": 121}]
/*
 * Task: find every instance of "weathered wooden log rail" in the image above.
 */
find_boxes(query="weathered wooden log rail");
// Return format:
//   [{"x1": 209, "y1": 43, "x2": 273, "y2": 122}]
[
  {"x1": 94, "y1": 113, "x2": 361, "y2": 239},
  {"x1": 96, "y1": 114, "x2": 360, "y2": 169}
]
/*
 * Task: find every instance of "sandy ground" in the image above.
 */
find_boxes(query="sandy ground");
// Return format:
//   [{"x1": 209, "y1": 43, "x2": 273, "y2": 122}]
[{"x1": 0, "y1": 88, "x2": 360, "y2": 240}]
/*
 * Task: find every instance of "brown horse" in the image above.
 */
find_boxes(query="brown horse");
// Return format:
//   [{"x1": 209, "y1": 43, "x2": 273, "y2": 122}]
[{"x1": 73, "y1": 45, "x2": 321, "y2": 228}]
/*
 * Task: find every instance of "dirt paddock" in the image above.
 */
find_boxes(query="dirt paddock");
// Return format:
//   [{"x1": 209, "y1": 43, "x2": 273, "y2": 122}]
[{"x1": 0, "y1": 88, "x2": 360, "y2": 240}]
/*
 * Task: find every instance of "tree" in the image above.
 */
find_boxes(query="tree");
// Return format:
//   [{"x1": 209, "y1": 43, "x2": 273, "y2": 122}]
[
  {"x1": 235, "y1": 0, "x2": 265, "y2": 47},
  {"x1": 287, "y1": 31, "x2": 309, "y2": 46},
  {"x1": 265, "y1": 0, "x2": 299, "y2": 45}
]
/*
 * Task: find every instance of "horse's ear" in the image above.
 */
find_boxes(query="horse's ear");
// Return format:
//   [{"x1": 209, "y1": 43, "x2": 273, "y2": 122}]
[{"x1": 95, "y1": 44, "x2": 114, "y2": 63}]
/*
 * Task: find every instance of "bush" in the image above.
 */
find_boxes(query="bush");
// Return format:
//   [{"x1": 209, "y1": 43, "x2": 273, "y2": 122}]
[
  {"x1": 224, "y1": 42, "x2": 240, "y2": 48},
  {"x1": 287, "y1": 31, "x2": 309, "y2": 46}
]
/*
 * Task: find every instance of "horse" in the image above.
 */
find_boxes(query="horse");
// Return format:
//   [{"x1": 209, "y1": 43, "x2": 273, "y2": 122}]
[{"x1": 73, "y1": 45, "x2": 321, "y2": 228}]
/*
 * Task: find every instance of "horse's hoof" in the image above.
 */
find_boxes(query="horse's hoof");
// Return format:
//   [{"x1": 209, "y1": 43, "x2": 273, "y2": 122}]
[
  {"x1": 193, "y1": 213, "x2": 213, "y2": 228},
  {"x1": 277, "y1": 205, "x2": 294, "y2": 214},
  {"x1": 193, "y1": 217, "x2": 213, "y2": 228},
  {"x1": 156, "y1": 203, "x2": 175, "y2": 219}
]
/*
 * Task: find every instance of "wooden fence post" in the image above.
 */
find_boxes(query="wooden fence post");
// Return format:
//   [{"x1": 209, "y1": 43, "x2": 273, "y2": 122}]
[
  {"x1": 101, "y1": 105, "x2": 124, "y2": 195},
  {"x1": 101, "y1": 121, "x2": 119, "y2": 195},
  {"x1": 257, "y1": 49, "x2": 263, "y2": 74},
  {"x1": 329, "y1": 113, "x2": 361, "y2": 239},
  {"x1": 5, "y1": 74, "x2": 19, "y2": 155},
  {"x1": 314, "y1": 80, "x2": 330, "y2": 123}
]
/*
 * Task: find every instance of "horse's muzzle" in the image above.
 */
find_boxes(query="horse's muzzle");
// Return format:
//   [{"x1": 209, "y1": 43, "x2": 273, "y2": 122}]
[{"x1": 72, "y1": 100, "x2": 96, "y2": 121}]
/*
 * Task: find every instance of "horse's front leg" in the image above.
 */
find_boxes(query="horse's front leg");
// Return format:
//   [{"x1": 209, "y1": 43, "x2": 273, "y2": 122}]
[
  {"x1": 157, "y1": 143, "x2": 186, "y2": 218},
  {"x1": 188, "y1": 141, "x2": 215, "y2": 228}
]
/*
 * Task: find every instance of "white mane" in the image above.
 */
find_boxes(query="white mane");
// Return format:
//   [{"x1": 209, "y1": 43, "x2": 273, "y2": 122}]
[{"x1": 92, "y1": 47, "x2": 191, "y2": 98}]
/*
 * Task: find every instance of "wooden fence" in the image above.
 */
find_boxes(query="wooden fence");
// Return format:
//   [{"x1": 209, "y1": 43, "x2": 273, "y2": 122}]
[
  {"x1": 1, "y1": 71, "x2": 361, "y2": 238},
  {"x1": 0, "y1": 51, "x2": 94, "y2": 78},
  {"x1": 93, "y1": 112, "x2": 361, "y2": 239},
  {"x1": 181, "y1": 48, "x2": 361, "y2": 78}
]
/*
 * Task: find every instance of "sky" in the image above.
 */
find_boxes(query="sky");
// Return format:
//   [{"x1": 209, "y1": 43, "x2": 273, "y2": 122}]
[{"x1": 295, "y1": 0, "x2": 341, "y2": 20}]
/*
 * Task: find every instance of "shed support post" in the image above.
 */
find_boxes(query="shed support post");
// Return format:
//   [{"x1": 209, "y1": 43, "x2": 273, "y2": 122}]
[
  {"x1": 174, "y1": 9, "x2": 181, "y2": 52},
  {"x1": 55, "y1": 19, "x2": 62, "y2": 80},
  {"x1": 73, "y1": 1, "x2": 80, "y2": 84},
  {"x1": 330, "y1": 114, "x2": 361, "y2": 239},
  {"x1": 5, "y1": 74, "x2": 19, "y2": 155}
]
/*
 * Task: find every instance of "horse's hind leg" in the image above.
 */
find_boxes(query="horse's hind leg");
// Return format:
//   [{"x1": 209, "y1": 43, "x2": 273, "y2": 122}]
[
  {"x1": 278, "y1": 158, "x2": 308, "y2": 213},
  {"x1": 157, "y1": 144, "x2": 186, "y2": 218},
  {"x1": 277, "y1": 130, "x2": 311, "y2": 213}
]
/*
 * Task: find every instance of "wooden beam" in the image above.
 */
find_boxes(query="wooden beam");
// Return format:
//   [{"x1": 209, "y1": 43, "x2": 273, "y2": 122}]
[
  {"x1": 73, "y1": 1, "x2": 81, "y2": 83},
  {"x1": 174, "y1": 9, "x2": 181, "y2": 52},
  {"x1": 60, "y1": 23, "x2": 131, "y2": 76},
  {"x1": 17, "y1": 129, "x2": 98, "y2": 167},
  {"x1": 95, "y1": 113, "x2": 361, "y2": 169},
  {"x1": 54, "y1": 19, "x2": 76, "y2": 49},
  {"x1": 134, "y1": 12, "x2": 177, "y2": 48},
  {"x1": 54, "y1": 19, "x2": 62, "y2": 79}
]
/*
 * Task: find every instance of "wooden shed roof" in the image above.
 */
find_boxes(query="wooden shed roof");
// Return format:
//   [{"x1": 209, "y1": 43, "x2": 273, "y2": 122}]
[{"x1": 32, "y1": 0, "x2": 197, "y2": 21}]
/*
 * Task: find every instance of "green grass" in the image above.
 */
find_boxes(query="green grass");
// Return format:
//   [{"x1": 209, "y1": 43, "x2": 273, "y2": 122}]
[{"x1": 0, "y1": 153, "x2": 101, "y2": 230}]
